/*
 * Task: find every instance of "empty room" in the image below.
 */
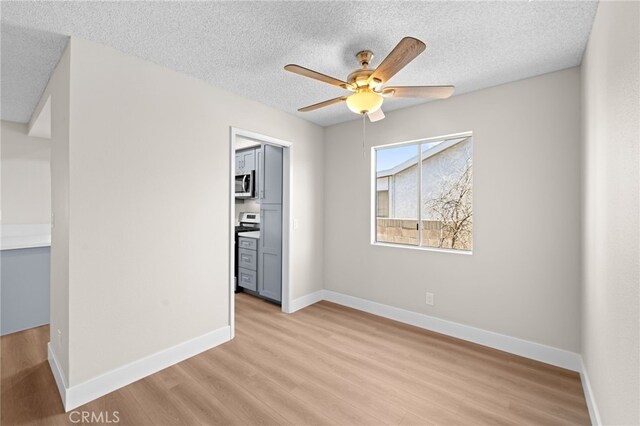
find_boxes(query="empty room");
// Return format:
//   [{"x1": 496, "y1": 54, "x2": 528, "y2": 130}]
[{"x1": 1, "y1": 1, "x2": 638, "y2": 425}]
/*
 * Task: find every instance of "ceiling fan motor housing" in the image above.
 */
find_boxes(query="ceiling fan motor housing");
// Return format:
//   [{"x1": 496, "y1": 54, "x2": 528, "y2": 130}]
[
  {"x1": 347, "y1": 50, "x2": 382, "y2": 90},
  {"x1": 349, "y1": 51, "x2": 382, "y2": 89},
  {"x1": 356, "y1": 50, "x2": 374, "y2": 67},
  {"x1": 348, "y1": 69, "x2": 373, "y2": 86}
]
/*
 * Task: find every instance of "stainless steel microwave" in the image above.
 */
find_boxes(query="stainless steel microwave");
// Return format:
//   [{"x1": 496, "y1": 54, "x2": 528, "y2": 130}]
[{"x1": 235, "y1": 171, "x2": 255, "y2": 199}]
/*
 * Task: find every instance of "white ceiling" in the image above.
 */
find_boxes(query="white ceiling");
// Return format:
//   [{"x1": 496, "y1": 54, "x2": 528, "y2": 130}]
[{"x1": 1, "y1": 1, "x2": 598, "y2": 127}]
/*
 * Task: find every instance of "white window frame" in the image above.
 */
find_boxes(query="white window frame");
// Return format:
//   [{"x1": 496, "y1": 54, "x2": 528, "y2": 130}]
[{"x1": 370, "y1": 131, "x2": 473, "y2": 255}]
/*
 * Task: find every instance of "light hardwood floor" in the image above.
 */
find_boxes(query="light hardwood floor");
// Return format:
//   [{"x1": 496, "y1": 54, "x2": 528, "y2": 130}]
[{"x1": 1, "y1": 293, "x2": 590, "y2": 425}]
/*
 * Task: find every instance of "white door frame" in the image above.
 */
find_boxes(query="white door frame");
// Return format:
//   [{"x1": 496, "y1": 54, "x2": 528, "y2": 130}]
[{"x1": 229, "y1": 127, "x2": 293, "y2": 339}]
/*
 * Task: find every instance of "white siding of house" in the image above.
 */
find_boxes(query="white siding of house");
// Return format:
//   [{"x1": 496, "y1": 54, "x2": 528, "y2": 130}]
[
  {"x1": 376, "y1": 176, "x2": 389, "y2": 191},
  {"x1": 391, "y1": 164, "x2": 418, "y2": 219},
  {"x1": 377, "y1": 139, "x2": 472, "y2": 220}
]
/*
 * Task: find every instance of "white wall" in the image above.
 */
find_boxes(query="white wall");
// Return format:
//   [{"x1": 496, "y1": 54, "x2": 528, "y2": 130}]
[
  {"x1": 53, "y1": 38, "x2": 324, "y2": 387},
  {"x1": 324, "y1": 67, "x2": 582, "y2": 352},
  {"x1": 1, "y1": 120, "x2": 51, "y2": 225},
  {"x1": 581, "y1": 2, "x2": 640, "y2": 424},
  {"x1": 235, "y1": 199, "x2": 260, "y2": 223},
  {"x1": 38, "y1": 42, "x2": 71, "y2": 379}
]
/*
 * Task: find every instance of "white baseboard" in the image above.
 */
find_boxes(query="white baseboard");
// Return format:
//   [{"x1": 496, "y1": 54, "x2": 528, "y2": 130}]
[
  {"x1": 322, "y1": 290, "x2": 582, "y2": 372},
  {"x1": 579, "y1": 359, "x2": 602, "y2": 425},
  {"x1": 48, "y1": 344, "x2": 68, "y2": 408},
  {"x1": 289, "y1": 290, "x2": 598, "y2": 424},
  {"x1": 49, "y1": 325, "x2": 231, "y2": 411},
  {"x1": 289, "y1": 290, "x2": 324, "y2": 313}
]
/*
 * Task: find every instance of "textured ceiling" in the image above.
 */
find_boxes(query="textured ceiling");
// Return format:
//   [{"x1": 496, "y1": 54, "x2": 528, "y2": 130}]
[
  {"x1": 1, "y1": 23, "x2": 68, "y2": 123},
  {"x1": 1, "y1": 1, "x2": 598, "y2": 127}
]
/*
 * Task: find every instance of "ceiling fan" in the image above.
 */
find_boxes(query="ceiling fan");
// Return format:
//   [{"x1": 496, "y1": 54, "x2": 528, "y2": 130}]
[{"x1": 284, "y1": 37, "x2": 454, "y2": 122}]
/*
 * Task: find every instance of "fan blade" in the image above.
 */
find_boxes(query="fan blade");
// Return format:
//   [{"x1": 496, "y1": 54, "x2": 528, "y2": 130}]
[
  {"x1": 369, "y1": 37, "x2": 426, "y2": 84},
  {"x1": 285, "y1": 64, "x2": 353, "y2": 90},
  {"x1": 367, "y1": 108, "x2": 385, "y2": 122},
  {"x1": 382, "y1": 85, "x2": 455, "y2": 99},
  {"x1": 298, "y1": 96, "x2": 348, "y2": 112}
]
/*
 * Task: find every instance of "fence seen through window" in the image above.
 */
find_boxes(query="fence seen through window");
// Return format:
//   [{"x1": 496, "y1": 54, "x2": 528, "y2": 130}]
[{"x1": 374, "y1": 134, "x2": 473, "y2": 251}]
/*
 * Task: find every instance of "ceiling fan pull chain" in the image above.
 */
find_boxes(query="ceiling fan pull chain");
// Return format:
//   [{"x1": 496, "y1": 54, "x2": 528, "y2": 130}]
[{"x1": 362, "y1": 113, "x2": 366, "y2": 159}]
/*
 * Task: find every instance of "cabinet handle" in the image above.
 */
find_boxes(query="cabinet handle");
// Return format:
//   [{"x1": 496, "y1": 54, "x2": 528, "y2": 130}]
[{"x1": 257, "y1": 151, "x2": 262, "y2": 199}]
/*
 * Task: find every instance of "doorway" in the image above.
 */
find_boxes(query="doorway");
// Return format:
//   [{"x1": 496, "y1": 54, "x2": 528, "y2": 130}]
[{"x1": 229, "y1": 127, "x2": 292, "y2": 339}]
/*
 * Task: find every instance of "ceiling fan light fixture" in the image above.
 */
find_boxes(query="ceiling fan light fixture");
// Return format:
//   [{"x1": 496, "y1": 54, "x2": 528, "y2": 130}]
[
  {"x1": 346, "y1": 89, "x2": 383, "y2": 114},
  {"x1": 286, "y1": 37, "x2": 453, "y2": 121}
]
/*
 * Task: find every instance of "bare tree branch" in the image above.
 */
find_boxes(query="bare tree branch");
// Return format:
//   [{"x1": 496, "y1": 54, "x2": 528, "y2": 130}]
[{"x1": 425, "y1": 156, "x2": 473, "y2": 250}]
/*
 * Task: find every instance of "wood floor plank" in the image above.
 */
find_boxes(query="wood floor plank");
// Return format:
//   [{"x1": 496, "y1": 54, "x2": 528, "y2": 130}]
[
  {"x1": 239, "y1": 305, "x2": 472, "y2": 424},
  {"x1": 293, "y1": 301, "x2": 590, "y2": 423},
  {"x1": 0, "y1": 293, "x2": 590, "y2": 425},
  {"x1": 242, "y1": 306, "x2": 515, "y2": 422},
  {"x1": 208, "y1": 347, "x2": 336, "y2": 426},
  {"x1": 179, "y1": 354, "x2": 290, "y2": 425},
  {"x1": 235, "y1": 327, "x2": 407, "y2": 424},
  {"x1": 80, "y1": 387, "x2": 154, "y2": 426}
]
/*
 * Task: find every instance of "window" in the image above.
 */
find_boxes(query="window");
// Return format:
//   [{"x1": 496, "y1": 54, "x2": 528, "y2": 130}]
[{"x1": 373, "y1": 133, "x2": 473, "y2": 252}]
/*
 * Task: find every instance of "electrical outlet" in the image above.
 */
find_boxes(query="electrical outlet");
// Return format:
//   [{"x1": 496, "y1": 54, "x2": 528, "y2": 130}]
[{"x1": 425, "y1": 292, "x2": 434, "y2": 306}]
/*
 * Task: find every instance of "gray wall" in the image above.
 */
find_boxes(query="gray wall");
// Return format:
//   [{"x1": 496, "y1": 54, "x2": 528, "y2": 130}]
[
  {"x1": 324, "y1": 67, "x2": 582, "y2": 352},
  {"x1": 581, "y1": 2, "x2": 640, "y2": 424},
  {"x1": 1, "y1": 247, "x2": 50, "y2": 335}
]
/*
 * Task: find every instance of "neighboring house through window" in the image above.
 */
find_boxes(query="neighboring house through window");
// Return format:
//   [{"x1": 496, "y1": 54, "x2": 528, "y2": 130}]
[{"x1": 373, "y1": 133, "x2": 473, "y2": 252}]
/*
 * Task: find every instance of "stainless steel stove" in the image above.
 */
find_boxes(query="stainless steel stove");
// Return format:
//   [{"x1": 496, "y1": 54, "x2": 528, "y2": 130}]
[{"x1": 235, "y1": 212, "x2": 260, "y2": 233}]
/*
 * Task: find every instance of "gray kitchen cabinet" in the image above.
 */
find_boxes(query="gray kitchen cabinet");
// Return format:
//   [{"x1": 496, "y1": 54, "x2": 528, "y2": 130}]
[
  {"x1": 257, "y1": 144, "x2": 283, "y2": 302},
  {"x1": 235, "y1": 152, "x2": 244, "y2": 174},
  {"x1": 258, "y1": 144, "x2": 282, "y2": 204},
  {"x1": 238, "y1": 236, "x2": 257, "y2": 251},
  {"x1": 238, "y1": 236, "x2": 259, "y2": 291},
  {"x1": 235, "y1": 148, "x2": 256, "y2": 174},
  {"x1": 238, "y1": 247, "x2": 257, "y2": 271},
  {"x1": 259, "y1": 200, "x2": 282, "y2": 302},
  {"x1": 243, "y1": 149, "x2": 255, "y2": 172},
  {"x1": 238, "y1": 267, "x2": 257, "y2": 291},
  {"x1": 235, "y1": 153, "x2": 243, "y2": 174}
]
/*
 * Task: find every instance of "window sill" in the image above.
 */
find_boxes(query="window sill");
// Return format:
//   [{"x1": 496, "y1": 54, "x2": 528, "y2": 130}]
[{"x1": 371, "y1": 241, "x2": 473, "y2": 255}]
